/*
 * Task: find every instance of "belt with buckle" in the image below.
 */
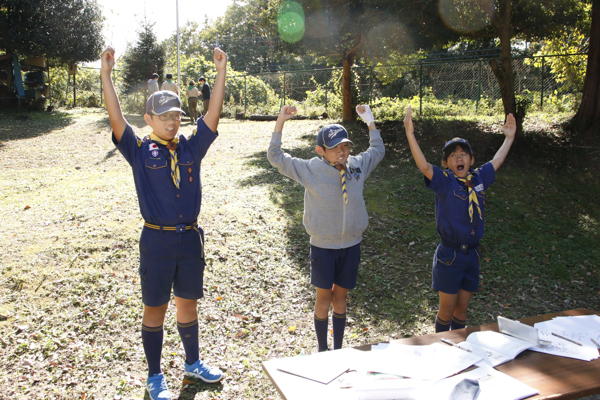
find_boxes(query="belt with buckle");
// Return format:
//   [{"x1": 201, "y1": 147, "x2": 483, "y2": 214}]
[
  {"x1": 440, "y1": 239, "x2": 478, "y2": 251},
  {"x1": 144, "y1": 221, "x2": 197, "y2": 233}
]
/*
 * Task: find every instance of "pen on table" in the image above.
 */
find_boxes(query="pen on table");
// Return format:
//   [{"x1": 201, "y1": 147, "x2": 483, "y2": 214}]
[
  {"x1": 441, "y1": 338, "x2": 472, "y2": 352},
  {"x1": 551, "y1": 332, "x2": 582, "y2": 346},
  {"x1": 591, "y1": 338, "x2": 600, "y2": 349}
]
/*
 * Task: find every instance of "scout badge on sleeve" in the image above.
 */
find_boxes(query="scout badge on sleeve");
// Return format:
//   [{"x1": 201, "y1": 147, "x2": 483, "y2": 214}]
[{"x1": 149, "y1": 142, "x2": 160, "y2": 158}]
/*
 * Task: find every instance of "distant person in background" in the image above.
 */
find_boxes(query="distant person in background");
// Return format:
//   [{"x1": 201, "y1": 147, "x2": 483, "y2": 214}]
[
  {"x1": 186, "y1": 80, "x2": 199, "y2": 124},
  {"x1": 198, "y1": 77, "x2": 211, "y2": 116},
  {"x1": 162, "y1": 74, "x2": 180, "y2": 96},
  {"x1": 148, "y1": 73, "x2": 159, "y2": 97}
]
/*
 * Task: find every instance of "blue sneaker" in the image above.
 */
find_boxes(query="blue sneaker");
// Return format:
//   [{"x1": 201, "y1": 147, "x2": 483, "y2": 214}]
[
  {"x1": 146, "y1": 373, "x2": 172, "y2": 400},
  {"x1": 185, "y1": 359, "x2": 224, "y2": 383}
]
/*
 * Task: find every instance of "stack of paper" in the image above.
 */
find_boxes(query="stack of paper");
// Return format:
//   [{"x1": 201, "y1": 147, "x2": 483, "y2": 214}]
[
  {"x1": 532, "y1": 314, "x2": 600, "y2": 361},
  {"x1": 269, "y1": 341, "x2": 539, "y2": 400},
  {"x1": 366, "y1": 342, "x2": 483, "y2": 382},
  {"x1": 423, "y1": 364, "x2": 539, "y2": 400},
  {"x1": 457, "y1": 331, "x2": 536, "y2": 367}
]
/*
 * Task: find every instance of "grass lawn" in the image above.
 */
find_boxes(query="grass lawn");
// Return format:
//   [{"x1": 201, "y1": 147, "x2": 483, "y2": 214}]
[{"x1": 0, "y1": 108, "x2": 598, "y2": 399}]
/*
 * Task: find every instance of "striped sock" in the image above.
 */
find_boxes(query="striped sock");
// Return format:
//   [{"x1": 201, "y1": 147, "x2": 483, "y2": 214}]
[
  {"x1": 451, "y1": 316, "x2": 466, "y2": 330},
  {"x1": 332, "y1": 311, "x2": 347, "y2": 350},
  {"x1": 141, "y1": 324, "x2": 164, "y2": 377},
  {"x1": 314, "y1": 314, "x2": 329, "y2": 352},
  {"x1": 177, "y1": 319, "x2": 199, "y2": 365},
  {"x1": 435, "y1": 314, "x2": 451, "y2": 332}
]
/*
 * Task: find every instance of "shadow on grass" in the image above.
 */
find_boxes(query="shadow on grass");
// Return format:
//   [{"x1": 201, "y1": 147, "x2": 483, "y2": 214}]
[
  {"x1": 0, "y1": 110, "x2": 75, "y2": 144},
  {"x1": 99, "y1": 148, "x2": 120, "y2": 163},
  {"x1": 123, "y1": 114, "x2": 149, "y2": 129},
  {"x1": 236, "y1": 122, "x2": 439, "y2": 336},
  {"x1": 238, "y1": 116, "x2": 600, "y2": 337},
  {"x1": 172, "y1": 376, "x2": 224, "y2": 400}
]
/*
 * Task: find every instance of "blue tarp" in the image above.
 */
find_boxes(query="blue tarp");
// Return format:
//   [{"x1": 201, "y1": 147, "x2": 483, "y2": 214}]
[{"x1": 12, "y1": 54, "x2": 25, "y2": 98}]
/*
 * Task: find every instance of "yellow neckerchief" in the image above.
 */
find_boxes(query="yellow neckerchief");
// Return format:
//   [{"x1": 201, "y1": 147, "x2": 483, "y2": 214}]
[
  {"x1": 328, "y1": 161, "x2": 348, "y2": 204},
  {"x1": 150, "y1": 133, "x2": 180, "y2": 189},
  {"x1": 456, "y1": 173, "x2": 482, "y2": 222}
]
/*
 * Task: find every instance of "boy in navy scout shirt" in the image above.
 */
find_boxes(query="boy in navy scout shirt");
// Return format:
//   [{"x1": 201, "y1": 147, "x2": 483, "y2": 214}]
[
  {"x1": 100, "y1": 46, "x2": 227, "y2": 400},
  {"x1": 404, "y1": 105, "x2": 516, "y2": 333},
  {"x1": 268, "y1": 105, "x2": 385, "y2": 352}
]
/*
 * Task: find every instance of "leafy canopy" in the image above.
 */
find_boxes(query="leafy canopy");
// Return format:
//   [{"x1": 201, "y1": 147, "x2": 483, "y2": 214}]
[{"x1": 0, "y1": 0, "x2": 104, "y2": 64}]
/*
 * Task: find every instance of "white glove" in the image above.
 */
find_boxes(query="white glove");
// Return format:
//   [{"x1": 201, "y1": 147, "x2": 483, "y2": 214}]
[{"x1": 356, "y1": 104, "x2": 374, "y2": 124}]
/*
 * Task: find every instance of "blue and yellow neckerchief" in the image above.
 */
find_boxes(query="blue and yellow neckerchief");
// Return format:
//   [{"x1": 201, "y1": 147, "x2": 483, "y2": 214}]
[
  {"x1": 456, "y1": 173, "x2": 482, "y2": 222},
  {"x1": 150, "y1": 133, "x2": 180, "y2": 189},
  {"x1": 328, "y1": 161, "x2": 348, "y2": 204}
]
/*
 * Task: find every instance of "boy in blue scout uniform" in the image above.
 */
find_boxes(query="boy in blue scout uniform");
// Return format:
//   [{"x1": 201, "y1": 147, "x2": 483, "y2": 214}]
[
  {"x1": 404, "y1": 105, "x2": 516, "y2": 332},
  {"x1": 100, "y1": 46, "x2": 227, "y2": 400},
  {"x1": 267, "y1": 104, "x2": 385, "y2": 352}
]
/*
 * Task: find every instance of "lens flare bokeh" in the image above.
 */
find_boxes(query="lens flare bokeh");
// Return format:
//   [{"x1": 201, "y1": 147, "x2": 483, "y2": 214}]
[
  {"x1": 364, "y1": 21, "x2": 414, "y2": 58},
  {"x1": 437, "y1": 0, "x2": 491, "y2": 34},
  {"x1": 277, "y1": 1, "x2": 306, "y2": 43}
]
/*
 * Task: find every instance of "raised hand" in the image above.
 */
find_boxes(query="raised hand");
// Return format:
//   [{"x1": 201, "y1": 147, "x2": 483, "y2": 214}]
[
  {"x1": 404, "y1": 105, "x2": 413, "y2": 136},
  {"x1": 356, "y1": 104, "x2": 374, "y2": 124},
  {"x1": 279, "y1": 105, "x2": 297, "y2": 120},
  {"x1": 214, "y1": 47, "x2": 228, "y2": 72},
  {"x1": 100, "y1": 46, "x2": 116, "y2": 74},
  {"x1": 502, "y1": 113, "x2": 516, "y2": 139}
]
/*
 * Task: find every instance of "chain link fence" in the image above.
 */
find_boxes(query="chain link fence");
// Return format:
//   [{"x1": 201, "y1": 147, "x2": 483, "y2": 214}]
[
  {"x1": 246, "y1": 53, "x2": 586, "y2": 119},
  {"x1": 45, "y1": 53, "x2": 585, "y2": 120}
]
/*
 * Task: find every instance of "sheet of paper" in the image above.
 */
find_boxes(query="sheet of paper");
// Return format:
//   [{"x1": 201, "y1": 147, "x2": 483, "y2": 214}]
[
  {"x1": 532, "y1": 318, "x2": 599, "y2": 361},
  {"x1": 275, "y1": 348, "x2": 366, "y2": 384},
  {"x1": 353, "y1": 376, "x2": 427, "y2": 400},
  {"x1": 424, "y1": 365, "x2": 539, "y2": 400},
  {"x1": 466, "y1": 331, "x2": 533, "y2": 359},
  {"x1": 538, "y1": 317, "x2": 600, "y2": 348},
  {"x1": 364, "y1": 343, "x2": 482, "y2": 381},
  {"x1": 457, "y1": 341, "x2": 512, "y2": 367},
  {"x1": 554, "y1": 314, "x2": 600, "y2": 332}
]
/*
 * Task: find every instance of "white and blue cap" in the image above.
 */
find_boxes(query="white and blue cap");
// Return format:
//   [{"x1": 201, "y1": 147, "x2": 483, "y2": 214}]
[
  {"x1": 317, "y1": 124, "x2": 353, "y2": 149},
  {"x1": 146, "y1": 90, "x2": 185, "y2": 116},
  {"x1": 443, "y1": 137, "x2": 473, "y2": 155}
]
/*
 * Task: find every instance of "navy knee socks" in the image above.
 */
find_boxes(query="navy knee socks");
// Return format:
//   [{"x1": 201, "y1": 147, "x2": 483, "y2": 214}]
[
  {"x1": 435, "y1": 314, "x2": 451, "y2": 332},
  {"x1": 177, "y1": 319, "x2": 200, "y2": 365},
  {"x1": 314, "y1": 314, "x2": 329, "y2": 352},
  {"x1": 451, "y1": 316, "x2": 466, "y2": 330},
  {"x1": 141, "y1": 324, "x2": 164, "y2": 377},
  {"x1": 332, "y1": 311, "x2": 346, "y2": 350}
]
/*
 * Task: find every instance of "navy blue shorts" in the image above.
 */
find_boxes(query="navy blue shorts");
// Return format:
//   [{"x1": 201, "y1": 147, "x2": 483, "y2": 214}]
[
  {"x1": 139, "y1": 226, "x2": 205, "y2": 307},
  {"x1": 431, "y1": 243, "x2": 480, "y2": 294},
  {"x1": 310, "y1": 243, "x2": 361, "y2": 290}
]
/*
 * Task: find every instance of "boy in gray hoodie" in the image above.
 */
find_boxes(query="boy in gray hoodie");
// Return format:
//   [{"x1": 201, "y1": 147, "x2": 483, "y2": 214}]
[{"x1": 267, "y1": 105, "x2": 385, "y2": 352}]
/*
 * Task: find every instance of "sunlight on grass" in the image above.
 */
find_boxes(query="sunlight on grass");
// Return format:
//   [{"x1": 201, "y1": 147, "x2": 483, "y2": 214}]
[{"x1": 578, "y1": 214, "x2": 599, "y2": 235}]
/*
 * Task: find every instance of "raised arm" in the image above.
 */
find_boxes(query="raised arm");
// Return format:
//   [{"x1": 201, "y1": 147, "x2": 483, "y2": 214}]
[
  {"x1": 404, "y1": 105, "x2": 433, "y2": 180},
  {"x1": 100, "y1": 47, "x2": 127, "y2": 142},
  {"x1": 204, "y1": 47, "x2": 227, "y2": 132},
  {"x1": 356, "y1": 104, "x2": 376, "y2": 131},
  {"x1": 490, "y1": 113, "x2": 516, "y2": 171},
  {"x1": 274, "y1": 105, "x2": 297, "y2": 134}
]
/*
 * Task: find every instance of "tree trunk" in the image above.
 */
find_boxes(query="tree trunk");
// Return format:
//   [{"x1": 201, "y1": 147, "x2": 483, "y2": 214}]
[
  {"x1": 572, "y1": 0, "x2": 600, "y2": 138},
  {"x1": 488, "y1": 0, "x2": 523, "y2": 139},
  {"x1": 342, "y1": 53, "x2": 354, "y2": 122}
]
